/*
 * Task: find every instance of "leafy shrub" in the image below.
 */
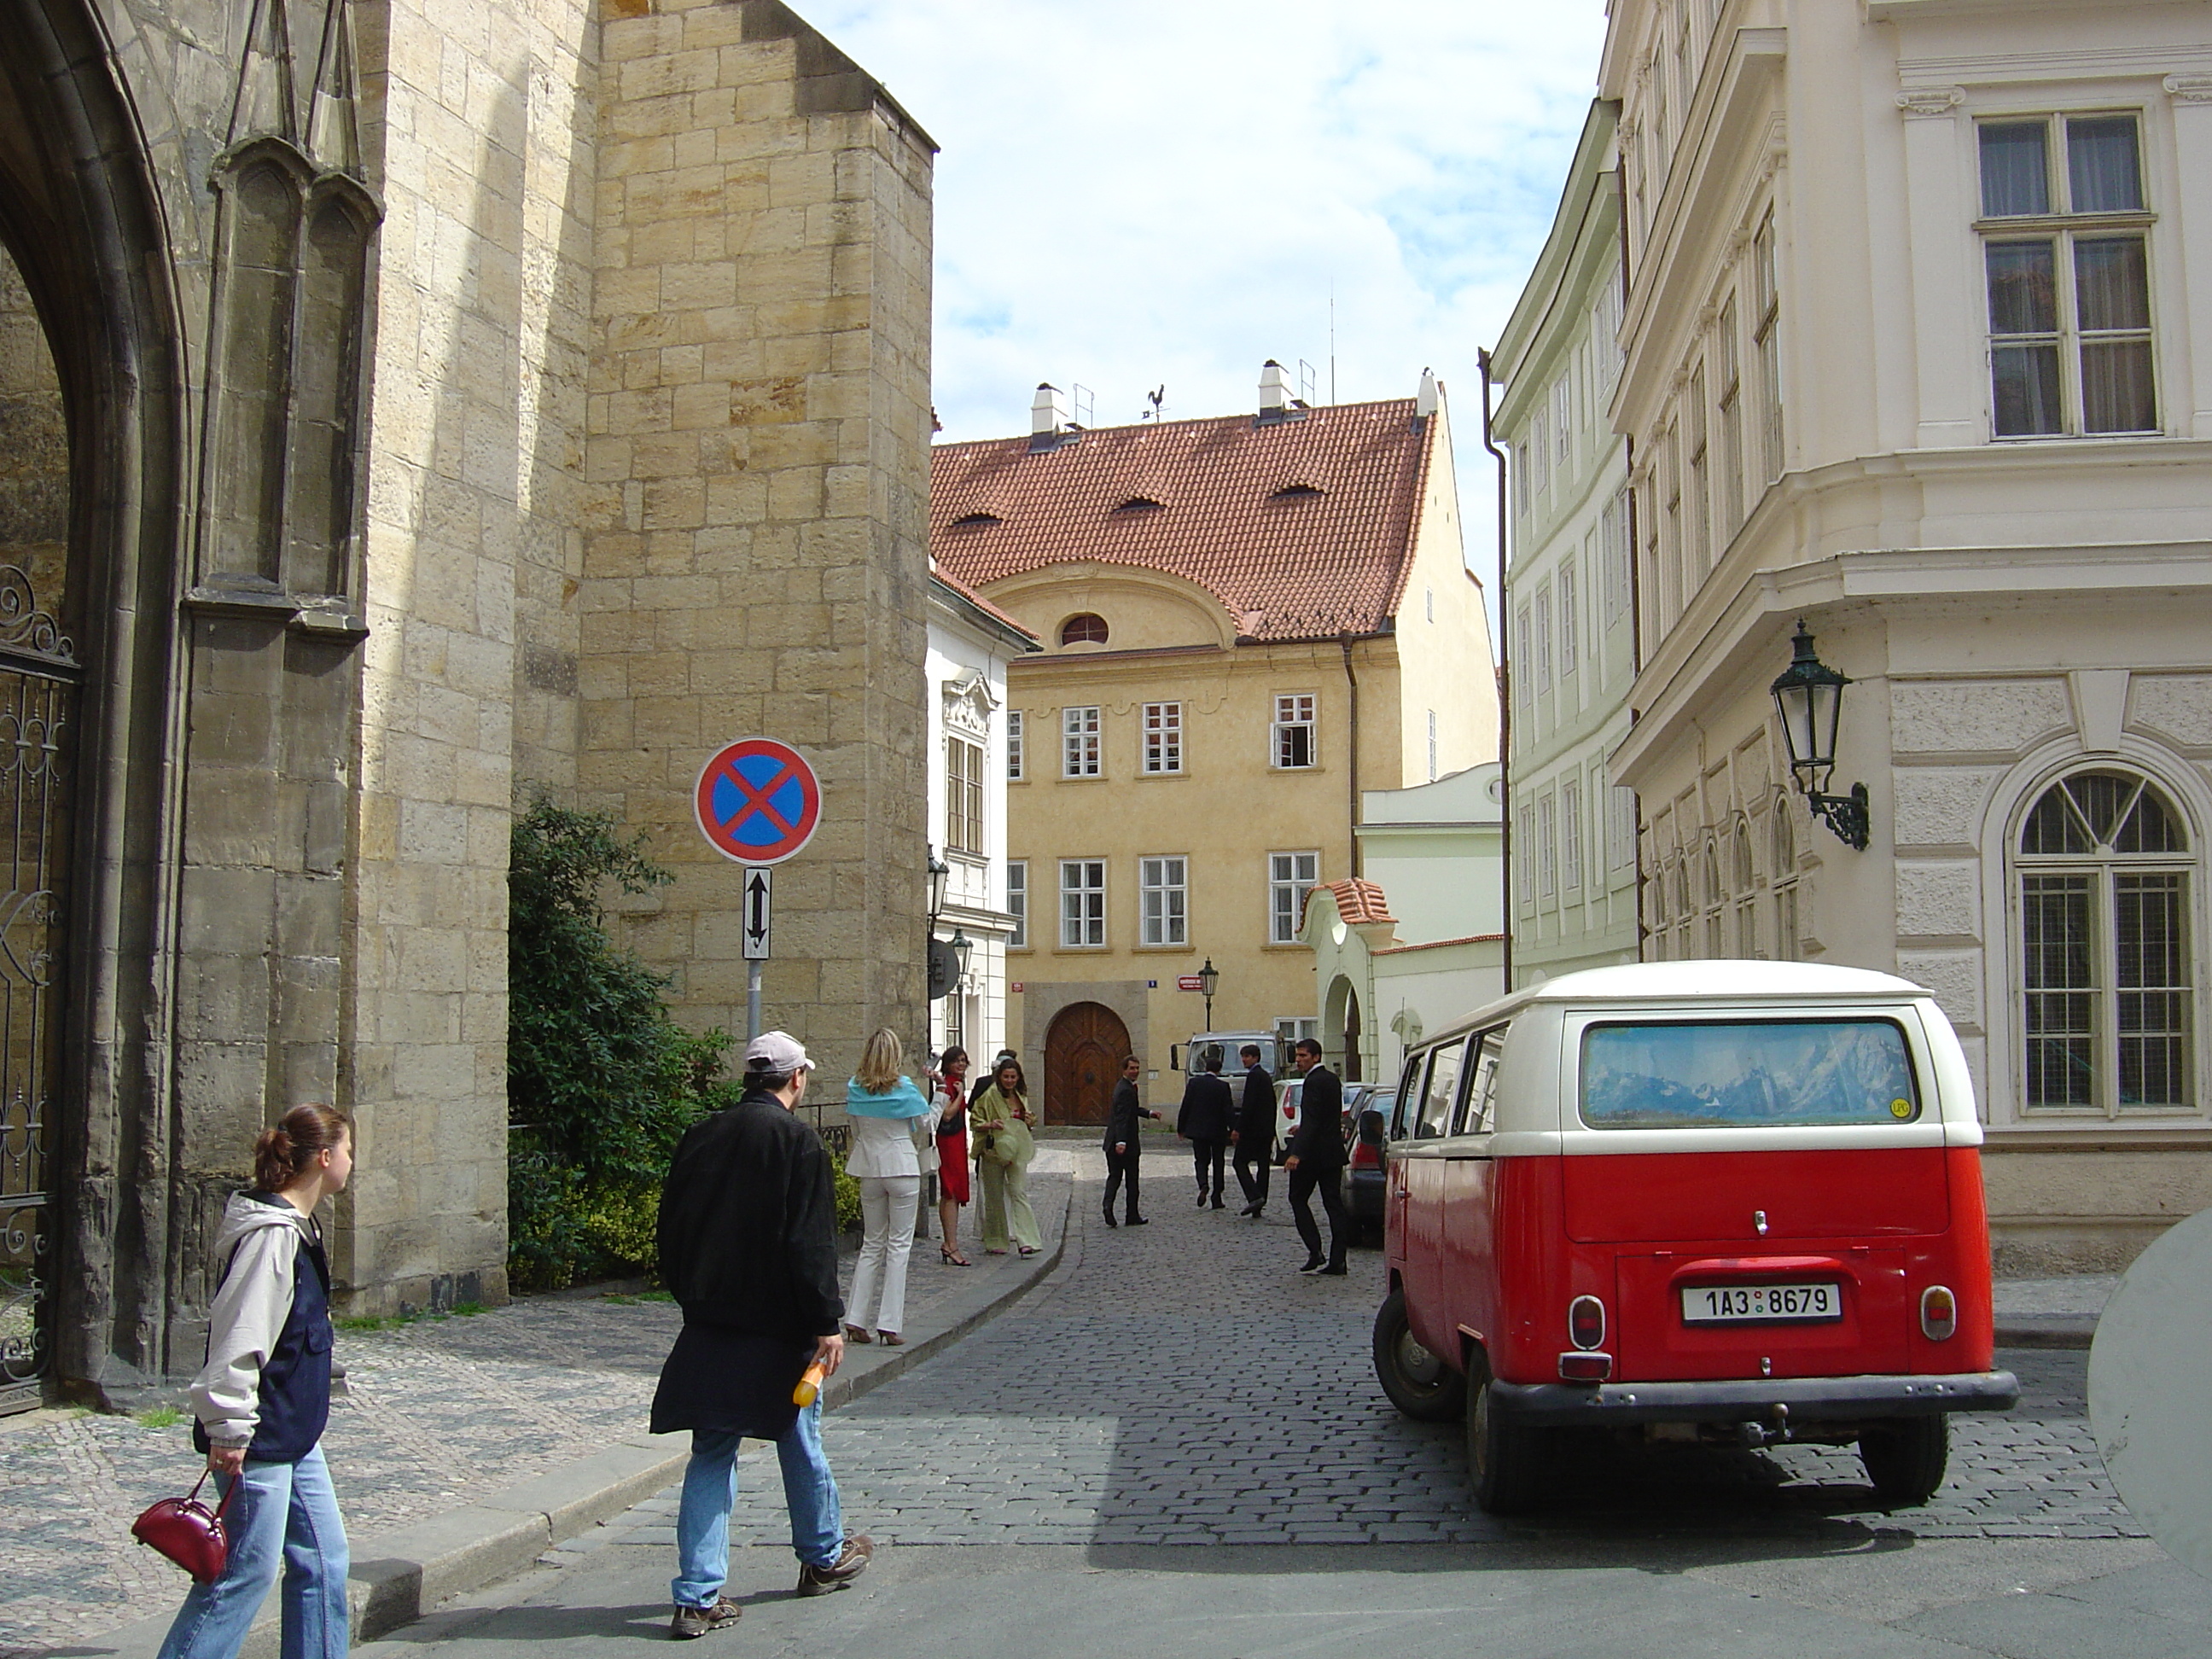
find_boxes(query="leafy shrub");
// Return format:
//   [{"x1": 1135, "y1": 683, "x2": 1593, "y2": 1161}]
[
  {"x1": 507, "y1": 800, "x2": 734, "y2": 1290},
  {"x1": 827, "y1": 1144, "x2": 862, "y2": 1234}
]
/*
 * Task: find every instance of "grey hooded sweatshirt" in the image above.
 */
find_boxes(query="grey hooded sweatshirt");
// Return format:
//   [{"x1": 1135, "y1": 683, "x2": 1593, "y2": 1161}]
[{"x1": 189, "y1": 1192, "x2": 327, "y2": 1452}]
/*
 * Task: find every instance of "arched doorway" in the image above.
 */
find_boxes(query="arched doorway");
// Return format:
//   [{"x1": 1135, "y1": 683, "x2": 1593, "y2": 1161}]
[
  {"x1": 1342, "y1": 987, "x2": 1363, "y2": 1082},
  {"x1": 1044, "y1": 1002, "x2": 1131, "y2": 1126}
]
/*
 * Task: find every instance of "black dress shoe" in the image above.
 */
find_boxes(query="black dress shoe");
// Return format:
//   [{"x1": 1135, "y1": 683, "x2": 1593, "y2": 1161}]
[
  {"x1": 1210, "y1": 1197, "x2": 1225, "y2": 1209},
  {"x1": 1241, "y1": 1204, "x2": 1262, "y2": 1217},
  {"x1": 1127, "y1": 1215, "x2": 1149, "y2": 1225},
  {"x1": 1318, "y1": 1263, "x2": 1348, "y2": 1276},
  {"x1": 1196, "y1": 1192, "x2": 1208, "y2": 1207},
  {"x1": 1298, "y1": 1256, "x2": 1325, "y2": 1273},
  {"x1": 1102, "y1": 1210, "x2": 1118, "y2": 1228}
]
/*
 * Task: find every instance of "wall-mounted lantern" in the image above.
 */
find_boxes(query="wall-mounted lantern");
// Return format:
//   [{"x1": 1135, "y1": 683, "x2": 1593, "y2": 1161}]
[{"x1": 1768, "y1": 621, "x2": 1870, "y2": 851}]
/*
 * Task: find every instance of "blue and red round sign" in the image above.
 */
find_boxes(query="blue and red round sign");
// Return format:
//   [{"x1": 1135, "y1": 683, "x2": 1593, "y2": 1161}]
[{"x1": 694, "y1": 737, "x2": 822, "y2": 865}]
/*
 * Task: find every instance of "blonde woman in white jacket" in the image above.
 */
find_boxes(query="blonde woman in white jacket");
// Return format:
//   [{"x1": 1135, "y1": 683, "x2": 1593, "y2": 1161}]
[{"x1": 160, "y1": 1105, "x2": 353, "y2": 1659}]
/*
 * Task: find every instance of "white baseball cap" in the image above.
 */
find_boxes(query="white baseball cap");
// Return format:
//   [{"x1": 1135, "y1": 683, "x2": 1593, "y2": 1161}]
[{"x1": 744, "y1": 1030, "x2": 815, "y2": 1074}]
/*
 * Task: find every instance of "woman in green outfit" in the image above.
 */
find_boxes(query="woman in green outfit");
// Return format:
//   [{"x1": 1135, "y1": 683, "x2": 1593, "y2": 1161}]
[{"x1": 969, "y1": 1057, "x2": 1041, "y2": 1255}]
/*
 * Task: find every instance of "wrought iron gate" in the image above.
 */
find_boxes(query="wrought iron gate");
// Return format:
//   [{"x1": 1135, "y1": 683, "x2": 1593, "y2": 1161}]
[{"x1": 0, "y1": 563, "x2": 74, "y2": 1414}]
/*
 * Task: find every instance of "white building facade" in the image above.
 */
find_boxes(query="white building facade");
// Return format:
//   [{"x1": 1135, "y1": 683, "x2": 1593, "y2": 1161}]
[
  {"x1": 1495, "y1": 103, "x2": 1643, "y2": 986},
  {"x1": 926, "y1": 569, "x2": 1039, "y2": 1067},
  {"x1": 1602, "y1": 0, "x2": 2212, "y2": 1271}
]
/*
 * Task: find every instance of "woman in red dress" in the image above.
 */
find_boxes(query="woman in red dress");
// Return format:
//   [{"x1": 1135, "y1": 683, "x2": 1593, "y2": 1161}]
[{"x1": 932, "y1": 1047, "x2": 972, "y2": 1266}]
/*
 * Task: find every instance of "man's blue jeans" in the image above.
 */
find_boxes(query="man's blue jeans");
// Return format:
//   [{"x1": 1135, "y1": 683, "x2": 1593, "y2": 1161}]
[
  {"x1": 156, "y1": 1445, "x2": 349, "y2": 1659},
  {"x1": 672, "y1": 1402, "x2": 842, "y2": 1608}
]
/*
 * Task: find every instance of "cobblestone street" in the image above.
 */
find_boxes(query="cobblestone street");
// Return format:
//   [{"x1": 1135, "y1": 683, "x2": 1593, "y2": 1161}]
[{"x1": 718, "y1": 1162, "x2": 2139, "y2": 1550}]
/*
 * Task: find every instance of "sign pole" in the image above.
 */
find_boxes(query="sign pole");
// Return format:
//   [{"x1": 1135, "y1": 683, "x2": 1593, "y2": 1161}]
[
  {"x1": 747, "y1": 958, "x2": 763, "y2": 1042},
  {"x1": 740, "y1": 864, "x2": 772, "y2": 1040}
]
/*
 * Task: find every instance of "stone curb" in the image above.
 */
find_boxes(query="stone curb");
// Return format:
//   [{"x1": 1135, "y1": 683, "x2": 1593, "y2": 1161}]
[
  {"x1": 79, "y1": 1180, "x2": 1074, "y2": 1659},
  {"x1": 1995, "y1": 1318, "x2": 2097, "y2": 1351}
]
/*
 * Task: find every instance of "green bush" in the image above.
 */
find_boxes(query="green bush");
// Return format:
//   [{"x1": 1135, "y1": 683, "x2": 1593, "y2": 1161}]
[
  {"x1": 827, "y1": 1144, "x2": 862, "y2": 1234},
  {"x1": 507, "y1": 800, "x2": 734, "y2": 1291}
]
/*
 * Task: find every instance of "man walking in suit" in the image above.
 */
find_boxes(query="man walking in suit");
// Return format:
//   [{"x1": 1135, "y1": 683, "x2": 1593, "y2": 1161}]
[
  {"x1": 1101, "y1": 1054, "x2": 1161, "y2": 1228},
  {"x1": 1231, "y1": 1043, "x2": 1274, "y2": 1216},
  {"x1": 1176, "y1": 1045, "x2": 1236, "y2": 1208},
  {"x1": 1283, "y1": 1037, "x2": 1350, "y2": 1275}
]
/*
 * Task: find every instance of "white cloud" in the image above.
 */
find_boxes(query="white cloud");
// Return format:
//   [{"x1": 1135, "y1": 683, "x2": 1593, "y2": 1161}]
[{"x1": 796, "y1": 0, "x2": 1610, "y2": 584}]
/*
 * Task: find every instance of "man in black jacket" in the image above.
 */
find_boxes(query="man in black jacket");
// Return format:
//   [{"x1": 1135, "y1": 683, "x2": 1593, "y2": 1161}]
[
  {"x1": 1231, "y1": 1043, "x2": 1275, "y2": 1216},
  {"x1": 1177, "y1": 1045, "x2": 1236, "y2": 1208},
  {"x1": 652, "y1": 1031, "x2": 872, "y2": 1636},
  {"x1": 1284, "y1": 1037, "x2": 1350, "y2": 1275},
  {"x1": 1102, "y1": 1053, "x2": 1161, "y2": 1227}
]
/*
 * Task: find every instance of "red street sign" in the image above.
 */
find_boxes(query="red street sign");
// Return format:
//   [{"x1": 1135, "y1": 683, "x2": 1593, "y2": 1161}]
[
  {"x1": 1010, "y1": 981, "x2": 1023, "y2": 994},
  {"x1": 694, "y1": 737, "x2": 822, "y2": 865},
  {"x1": 1177, "y1": 975, "x2": 1205, "y2": 992}
]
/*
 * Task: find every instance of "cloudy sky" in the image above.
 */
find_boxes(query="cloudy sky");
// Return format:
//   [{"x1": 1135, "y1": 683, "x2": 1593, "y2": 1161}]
[{"x1": 799, "y1": 1, "x2": 1611, "y2": 580}]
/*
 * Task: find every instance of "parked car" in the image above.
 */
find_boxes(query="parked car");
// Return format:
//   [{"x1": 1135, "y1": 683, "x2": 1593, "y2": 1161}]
[
  {"x1": 1341, "y1": 1088, "x2": 1399, "y2": 1244},
  {"x1": 1275, "y1": 1075, "x2": 1381, "y2": 1167},
  {"x1": 1372, "y1": 961, "x2": 2018, "y2": 1517}
]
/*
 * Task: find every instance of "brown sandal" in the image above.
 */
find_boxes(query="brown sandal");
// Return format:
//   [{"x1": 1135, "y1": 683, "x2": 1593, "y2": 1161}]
[
  {"x1": 843, "y1": 1324, "x2": 872, "y2": 1344},
  {"x1": 877, "y1": 1331, "x2": 905, "y2": 1347}
]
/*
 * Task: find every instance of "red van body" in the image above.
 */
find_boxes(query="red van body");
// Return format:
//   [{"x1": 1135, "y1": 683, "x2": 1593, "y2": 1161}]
[{"x1": 1373, "y1": 962, "x2": 2017, "y2": 1514}]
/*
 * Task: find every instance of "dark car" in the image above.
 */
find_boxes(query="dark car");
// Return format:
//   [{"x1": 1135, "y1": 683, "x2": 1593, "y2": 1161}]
[{"x1": 1339, "y1": 1086, "x2": 1398, "y2": 1244}]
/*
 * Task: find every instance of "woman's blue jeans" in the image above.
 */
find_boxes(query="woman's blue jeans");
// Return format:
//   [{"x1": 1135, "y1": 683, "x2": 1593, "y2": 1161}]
[
  {"x1": 156, "y1": 1445, "x2": 349, "y2": 1659},
  {"x1": 672, "y1": 1402, "x2": 842, "y2": 1607}
]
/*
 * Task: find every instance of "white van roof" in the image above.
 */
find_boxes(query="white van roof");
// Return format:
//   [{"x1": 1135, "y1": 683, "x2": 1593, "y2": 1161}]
[{"x1": 1422, "y1": 960, "x2": 1927, "y2": 1052}]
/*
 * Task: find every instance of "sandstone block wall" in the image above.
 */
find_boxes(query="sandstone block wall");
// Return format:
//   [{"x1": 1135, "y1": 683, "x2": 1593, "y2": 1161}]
[{"x1": 578, "y1": 0, "x2": 934, "y2": 1068}]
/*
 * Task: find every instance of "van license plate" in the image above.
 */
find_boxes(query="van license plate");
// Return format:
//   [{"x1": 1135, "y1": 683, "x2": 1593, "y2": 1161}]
[{"x1": 1680, "y1": 1283, "x2": 1840, "y2": 1324}]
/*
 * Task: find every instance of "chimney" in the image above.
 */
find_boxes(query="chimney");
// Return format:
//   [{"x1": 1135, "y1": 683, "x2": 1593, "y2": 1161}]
[
  {"x1": 1417, "y1": 366, "x2": 1440, "y2": 421},
  {"x1": 1031, "y1": 382, "x2": 1070, "y2": 436},
  {"x1": 1258, "y1": 359, "x2": 1295, "y2": 416}
]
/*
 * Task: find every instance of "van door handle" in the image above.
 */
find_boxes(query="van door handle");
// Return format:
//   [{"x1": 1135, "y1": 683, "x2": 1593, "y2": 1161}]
[{"x1": 1755, "y1": 1210, "x2": 1769, "y2": 1236}]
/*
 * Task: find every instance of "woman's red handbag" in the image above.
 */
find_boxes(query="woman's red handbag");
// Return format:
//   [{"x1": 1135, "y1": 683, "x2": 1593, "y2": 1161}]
[{"x1": 132, "y1": 1470, "x2": 236, "y2": 1584}]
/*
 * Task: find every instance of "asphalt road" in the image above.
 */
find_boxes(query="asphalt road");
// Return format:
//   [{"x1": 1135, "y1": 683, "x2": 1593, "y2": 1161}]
[{"x1": 360, "y1": 1166, "x2": 2212, "y2": 1657}]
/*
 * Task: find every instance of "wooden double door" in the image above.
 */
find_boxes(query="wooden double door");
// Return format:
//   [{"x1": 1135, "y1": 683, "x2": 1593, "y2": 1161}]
[{"x1": 1043, "y1": 1002, "x2": 1130, "y2": 1126}]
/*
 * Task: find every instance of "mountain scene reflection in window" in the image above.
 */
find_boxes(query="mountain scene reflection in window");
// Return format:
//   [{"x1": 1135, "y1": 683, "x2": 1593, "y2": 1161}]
[{"x1": 1579, "y1": 1021, "x2": 1920, "y2": 1129}]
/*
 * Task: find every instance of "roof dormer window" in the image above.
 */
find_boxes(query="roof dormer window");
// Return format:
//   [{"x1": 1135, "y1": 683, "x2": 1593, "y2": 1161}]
[
  {"x1": 1270, "y1": 482, "x2": 1324, "y2": 501},
  {"x1": 949, "y1": 510, "x2": 1003, "y2": 529},
  {"x1": 1111, "y1": 496, "x2": 1164, "y2": 515},
  {"x1": 1059, "y1": 613, "x2": 1109, "y2": 647}
]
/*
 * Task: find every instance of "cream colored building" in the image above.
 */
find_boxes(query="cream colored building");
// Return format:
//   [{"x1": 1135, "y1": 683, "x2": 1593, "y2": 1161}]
[
  {"x1": 1493, "y1": 102, "x2": 1642, "y2": 985},
  {"x1": 932, "y1": 370, "x2": 1499, "y2": 1119},
  {"x1": 1601, "y1": 0, "x2": 2212, "y2": 1270}
]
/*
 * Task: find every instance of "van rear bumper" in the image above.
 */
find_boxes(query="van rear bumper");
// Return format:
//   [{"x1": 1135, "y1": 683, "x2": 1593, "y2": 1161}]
[{"x1": 1490, "y1": 1369, "x2": 2019, "y2": 1427}]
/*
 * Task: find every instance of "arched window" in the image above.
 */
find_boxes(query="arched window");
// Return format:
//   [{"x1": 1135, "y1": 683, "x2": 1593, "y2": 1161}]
[
  {"x1": 1647, "y1": 851, "x2": 1671, "y2": 959},
  {"x1": 1732, "y1": 818, "x2": 1758, "y2": 957},
  {"x1": 1059, "y1": 613, "x2": 1109, "y2": 647},
  {"x1": 1670, "y1": 855, "x2": 1693, "y2": 960},
  {"x1": 2017, "y1": 769, "x2": 2194, "y2": 1113},
  {"x1": 1702, "y1": 836, "x2": 1726, "y2": 958},
  {"x1": 1771, "y1": 795, "x2": 1800, "y2": 962}
]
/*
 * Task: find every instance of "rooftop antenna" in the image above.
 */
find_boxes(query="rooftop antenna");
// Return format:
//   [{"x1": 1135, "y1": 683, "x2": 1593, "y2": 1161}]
[
  {"x1": 1069, "y1": 382, "x2": 1096, "y2": 428},
  {"x1": 1296, "y1": 359, "x2": 1318, "y2": 405},
  {"x1": 1142, "y1": 384, "x2": 1166, "y2": 422},
  {"x1": 1329, "y1": 279, "x2": 1337, "y2": 405}
]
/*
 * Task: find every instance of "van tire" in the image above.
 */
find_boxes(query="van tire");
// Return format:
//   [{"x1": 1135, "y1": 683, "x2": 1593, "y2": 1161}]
[
  {"x1": 1467, "y1": 1370, "x2": 1545, "y2": 1515},
  {"x1": 1859, "y1": 1416, "x2": 1948, "y2": 1506},
  {"x1": 1372, "y1": 1289, "x2": 1465, "y2": 1423}
]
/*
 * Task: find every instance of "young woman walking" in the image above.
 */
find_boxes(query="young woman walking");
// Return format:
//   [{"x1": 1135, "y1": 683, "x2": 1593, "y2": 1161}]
[
  {"x1": 160, "y1": 1104, "x2": 354, "y2": 1659},
  {"x1": 969, "y1": 1056, "x2": 1042, "y2": 1256},
  {"x1": 931, "y1": 1046, "x2": 972, "y2": 1266},
  {"x1": 841, "y1": 1029, "x2": 933, "y2": 1346}
]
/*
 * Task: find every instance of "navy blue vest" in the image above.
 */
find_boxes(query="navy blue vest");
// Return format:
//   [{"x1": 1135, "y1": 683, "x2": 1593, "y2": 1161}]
[{"x1": 195, "y1": 1199, "x2": 334, "y2": 1464}]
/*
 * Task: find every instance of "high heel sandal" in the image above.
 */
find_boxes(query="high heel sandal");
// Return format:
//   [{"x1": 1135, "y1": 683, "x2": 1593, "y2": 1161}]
[
  {"x1": 843, "y1": 1324, "x2": 872, "y2": 1343},
  {"x1": 940, "y1": 1247, "x2": 972, "y2": 1266}
]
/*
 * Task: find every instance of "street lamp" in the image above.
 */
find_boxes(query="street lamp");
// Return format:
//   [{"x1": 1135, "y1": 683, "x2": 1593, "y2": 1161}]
[
  {"x1": 1198, "y1": 956, "x2": 1219, "y2": 1029},
  {"x1": 926, "y1": 848, "x2": 951, "y2": 922},
  {"x1": 1769, "y1": 621, "x2": 1870, "y2": 851},
  {"x1": 950, "y1": 927, "x2": 973, "y2": 990}
]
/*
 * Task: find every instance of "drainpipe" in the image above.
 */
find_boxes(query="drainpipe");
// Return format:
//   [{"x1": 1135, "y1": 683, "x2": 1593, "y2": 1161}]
[
  {"x1": 1338, "y1": 635, "x2": 1361, "y2": 878},
  {"x1": 1478, "y1": 347, "x2": 1512, "y2": 991}
]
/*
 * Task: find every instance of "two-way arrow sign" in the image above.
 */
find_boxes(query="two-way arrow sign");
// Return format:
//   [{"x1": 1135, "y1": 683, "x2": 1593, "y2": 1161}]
[{"x1": 742, "y1": 866, "x2": 772, "y2": 960}]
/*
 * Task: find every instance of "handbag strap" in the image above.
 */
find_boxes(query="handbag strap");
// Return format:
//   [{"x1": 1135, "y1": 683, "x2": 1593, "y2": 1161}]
[{"x1": 187, "y1": 1464, "x2": 240, "y2": 1520}]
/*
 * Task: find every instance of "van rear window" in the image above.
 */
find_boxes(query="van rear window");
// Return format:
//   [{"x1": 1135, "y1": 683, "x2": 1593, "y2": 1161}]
[{"x1": 1579, "y1": 1020, "x2": 1920, "y2": 1129}]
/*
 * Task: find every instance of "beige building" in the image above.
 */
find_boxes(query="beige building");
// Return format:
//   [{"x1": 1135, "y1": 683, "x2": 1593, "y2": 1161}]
[
  {"x1": 1600, "y1": 0, "x2": 2212, "y2": 1270},
  {"x1": 0, "y1": 0, "x2": 932, "y2": 1409},
  {"x1": 931, "y1": 369, "x2": 1499, "y2": 1120}
]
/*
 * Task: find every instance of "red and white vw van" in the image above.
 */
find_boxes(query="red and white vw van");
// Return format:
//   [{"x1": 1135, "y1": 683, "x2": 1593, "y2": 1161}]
[{"x1": 1372, "y1": 962, "x2": 2017, "y2": 1515}]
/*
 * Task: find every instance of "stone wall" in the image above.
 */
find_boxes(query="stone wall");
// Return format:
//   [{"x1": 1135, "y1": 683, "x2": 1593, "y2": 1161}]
[{"x1": 578, "y1": 0, "x2": 934, "y2": 1066}]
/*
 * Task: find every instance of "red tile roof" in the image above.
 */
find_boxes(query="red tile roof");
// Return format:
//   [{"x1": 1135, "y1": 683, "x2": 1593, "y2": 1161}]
[
  {"x1": 930, "y1": 399, "x2": 1441, "y2": 641},
  {"x1": 1308, "y1": 878, "x2": 1397, "y2": 928},
  {"x1": 929, "y1": 560, "x2": 1041, "y2": 646}
]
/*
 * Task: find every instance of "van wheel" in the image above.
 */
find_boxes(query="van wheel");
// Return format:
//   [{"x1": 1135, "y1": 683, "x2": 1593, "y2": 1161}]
[
  {"x1": 1859, "y1": 1417, "x2": 1949, "y2": 1506},
  {"x1": 1467, "y1": 1370, "x2": 1545, "y2": 1515},
  {"x1": 1372, "y1": 1289, "x2": 1465, "y2": 1423}
]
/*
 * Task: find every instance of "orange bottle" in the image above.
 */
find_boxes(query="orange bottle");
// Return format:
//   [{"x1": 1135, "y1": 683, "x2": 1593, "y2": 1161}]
[{"x1": 792, "y1": 1361, "x2": 828, "y2": 1407}]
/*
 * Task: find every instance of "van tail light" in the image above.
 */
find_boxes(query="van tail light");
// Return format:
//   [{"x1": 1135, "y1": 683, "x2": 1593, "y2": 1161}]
[
  {"x1": 1569, "y1": 1295, "x2": 1606, "y2": 1350},
  {"x1": 1920, "y1": 1284, "x2": 1958, "y2": 1342},
  {"x1": 1350, "y1": 1139, "x2": 1381, "y2": 1168},
  {"x1": 1558, "y1": 1351, "x2": 1612, "y2": 1382}
]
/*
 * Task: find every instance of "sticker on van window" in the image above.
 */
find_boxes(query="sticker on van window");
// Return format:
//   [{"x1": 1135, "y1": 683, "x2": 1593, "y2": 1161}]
[{"x1": 1578, "y1": 1020, "x2": 1920, "y2": 1130}]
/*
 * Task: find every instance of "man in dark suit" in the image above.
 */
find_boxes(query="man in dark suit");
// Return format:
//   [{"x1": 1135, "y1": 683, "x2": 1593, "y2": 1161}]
[
  {"x1": 1231, "y1": 1043, "x2": 1275, "y2": 1216},
  {"x1": 1176, "y1": 1045, "x2": 1236, "y2": 1208},
  {"x1": 1283, "y1": 1037, "x2": 1350, "y2": 1274},
  {"x1": 1101, "y1": 1053, "x2": 1161, "y2": 1228}
]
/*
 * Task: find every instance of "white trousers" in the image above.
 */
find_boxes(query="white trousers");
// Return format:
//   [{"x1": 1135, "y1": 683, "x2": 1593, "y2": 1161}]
[{"x1": 848, "y1": 1174, "x2": 921, "y2": 1336}]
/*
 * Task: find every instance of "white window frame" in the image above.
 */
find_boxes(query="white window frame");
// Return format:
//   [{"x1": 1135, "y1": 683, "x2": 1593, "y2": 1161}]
[
  {"x1": 1059, "y1": 858, "x2": 1106, "y2": 948},
  {"x1": 1537, "y1": 792, "x2": 1557, "y2": 899},
  {"x1": 1139, "y1": 855, "x2": 1189, "y2": 946},
  {"x1": 946, "y1": 735, "x2": 984, "y2": 854},
  {"x1": 1272, "y1": 693, "x2": 1318, "y2": 770},
  {"x1": 1563, "y1": 777, "x2": 1584, "y2": 892},
  {"x1": 1007, "y1": 710, "x2": 1025, "y2": 782},
  {"x1": 1007, "y1": 859, "x2": 1027, "y2": 949},
  {"x1": 1559, "y1": 565, "x2": 1578, "y2": 679},
  {"x1": 1268, "y1": 850, "x2": 1319, "y2": 945},
  {"x1": 1142, "y1": 701, "x2": 1184, "y2": 775},
  {"x1": 1062, "y1": 705, "x2": 1102, "y2": 778},
  {"x1": 1534, "y1": 583, "x2": 1553, "y2": 691},
  {"x1": 1426, "y1": 710, "x2": 1438, "y2": 783},
  {"x1": 1516, "y1": 805, "x2": 1535, "y2": 907}
]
